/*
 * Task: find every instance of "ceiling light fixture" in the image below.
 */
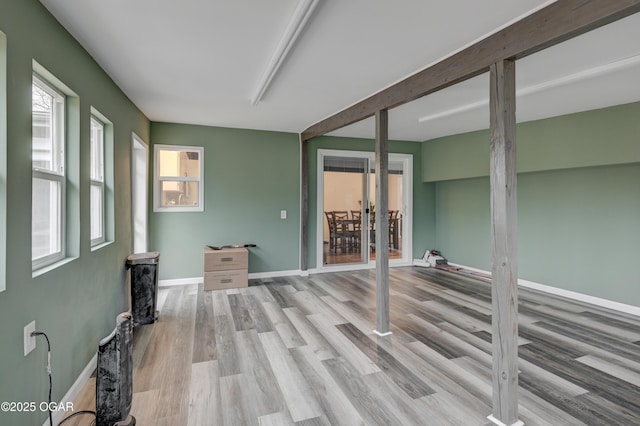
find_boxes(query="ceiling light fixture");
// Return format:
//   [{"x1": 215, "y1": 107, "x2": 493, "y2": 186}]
[
  {"x1": 251, "y1": 0, "x2": 321, "y2": 106},
  {"x1": 417, "y1": 52, "x2": 640, "y2": 123}
]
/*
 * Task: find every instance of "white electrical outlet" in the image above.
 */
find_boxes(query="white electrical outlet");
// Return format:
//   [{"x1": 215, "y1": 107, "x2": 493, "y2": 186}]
[
  {"x1": 24, "y1": 321, "x2": 36, "y2": 356},
  {"x1": 280, "y1": 210, "x2": 287, "y2": 219}
]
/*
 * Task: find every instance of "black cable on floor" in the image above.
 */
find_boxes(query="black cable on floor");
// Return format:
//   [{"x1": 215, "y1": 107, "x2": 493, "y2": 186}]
[{"x1": 57, "y1": 410, "x2": 96, "y2": 425}]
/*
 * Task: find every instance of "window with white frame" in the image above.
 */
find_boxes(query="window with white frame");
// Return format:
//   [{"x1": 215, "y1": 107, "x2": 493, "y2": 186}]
[
  {"x1": 32, "y1": 74, "x2": 66, "y2": 268},
  {"x1": 154, "y1": 145, "x2": 204, "y2": 212},
  {"x1": 90, "y1": 115, "x2": 105, "y2": 245}
]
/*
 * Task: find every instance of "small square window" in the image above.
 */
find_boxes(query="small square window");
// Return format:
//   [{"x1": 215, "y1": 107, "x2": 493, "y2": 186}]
[{"x1": 154, "y1": 145, "x2": 204, "y2": 212}]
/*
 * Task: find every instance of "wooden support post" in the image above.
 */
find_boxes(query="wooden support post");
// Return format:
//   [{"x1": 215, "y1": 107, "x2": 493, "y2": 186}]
[
  {"x1": 374, "y1": 109, "x2": 390, "y2": 336},
  {"x1": 300, "y1": 135, "x2": 309, "y2": 273},
  {"x1": 488, "y1": 59, "x2": 521, "y2": 426}
]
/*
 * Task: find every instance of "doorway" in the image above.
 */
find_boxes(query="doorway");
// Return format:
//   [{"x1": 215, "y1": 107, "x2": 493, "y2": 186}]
[
  {"x1": 317, "y1": 149, "x2": 412, "y2": 271},
  {"x1": 131, "y1": 133, "x2": 148, "y2": 254}
]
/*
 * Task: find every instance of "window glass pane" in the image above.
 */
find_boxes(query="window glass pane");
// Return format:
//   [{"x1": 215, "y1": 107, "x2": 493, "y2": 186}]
[
  {"x1": 90, "y1": 117, "x2": 104, "y2": 181},
  {"x1": 158, "y1": 149, "x2": 200, "y2": 178},
  {"x1": 32, "y1": 84, "x2": 54, "y2": 171},
  {"x1": 32, "y1": 178, "x2": 61, "y2": 259},
  {"x1": 90, "y1": 183, "x2": 103, "y2": 242},
  {"x1": 32, "y1": 78, "x2": 64, "y2": 174},
  {"x1": 160, "y1": 180, "x2": 200, "y2": 207}
]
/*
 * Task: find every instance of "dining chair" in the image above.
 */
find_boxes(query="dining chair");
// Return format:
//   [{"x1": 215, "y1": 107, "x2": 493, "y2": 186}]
[
  {"x1": 333, "y1": 211, "x2": 350, "y2": 252},
  {"x1": 350, "y1": 210, "x2": 362, "y2": 252},
  {"x1": 389, "y1": 210, "x2": 399, "y2": 249},
  {"x1": 325, "y1": 211, "x2": 341, "y2": 253}
]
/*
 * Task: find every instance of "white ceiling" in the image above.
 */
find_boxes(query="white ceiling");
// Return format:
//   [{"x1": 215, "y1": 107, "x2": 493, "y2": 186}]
[{"x1": 39, "y1": 0, "x2": 640, "y2": 142}]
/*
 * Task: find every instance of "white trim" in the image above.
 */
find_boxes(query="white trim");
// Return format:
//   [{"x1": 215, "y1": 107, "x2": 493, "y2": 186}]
[
  {"x1": 309, "y1": 261, "x2": 412, "y2": 275},
  {"x1": 518, "y1": 278, "x2": 640, "y2": 318},
  {"x1": 44, "y1": 353, "x2": 97, "y2": 426},
  {"x1": 159, "y1": 270, "x2": 306, "y2": 287},
  {"x1": 159, "y1": 277, "x2": 203, "y2": 287},
  {"x1": 373, "y1": 330, "x2": 392, "y2": 337},
  {"x1": 299, "y1": 133, "x2": 304, "y2": 272},
  {"x1": 447, "y1": 262, "x2": 490, "y2": 275},
  {"x1": 447, "y1": 262, "x2": 640, "y2": 318},
  {"x1": 487, "y1": 414, "x2": 524, "y2": 426},
  {"x1": 131, "y1": 133, "x2": 149, "y2": 253},
  {"x1": 311, "y1": 263, "x2": 374, "y2": 275},
  {"x1": 249, "y1": 269, "x2": 303, "y2": 279}
]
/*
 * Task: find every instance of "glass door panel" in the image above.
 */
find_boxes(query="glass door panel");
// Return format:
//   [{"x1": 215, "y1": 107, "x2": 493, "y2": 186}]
[
  {"x1": 322, "y1": 156, "x2": 368, "y2": 266},
  {"x1": 318, "y1": 150, "x2": 412, "y2": 270},
  {"x1": 369, "y1": 159, "x2": 405, "y2": 262}
]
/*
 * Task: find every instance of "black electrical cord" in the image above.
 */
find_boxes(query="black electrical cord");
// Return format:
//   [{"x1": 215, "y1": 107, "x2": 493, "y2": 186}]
[
  {"x1": 57, "y1": 410, "x2": 96, "y2": 425},
  {"x1": 31, "y1": 331, "x2": 52, "y2": 426}
]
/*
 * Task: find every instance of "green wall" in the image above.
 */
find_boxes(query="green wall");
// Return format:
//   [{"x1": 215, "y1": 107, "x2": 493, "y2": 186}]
[
  {"x1": 149, "y1": 123, "x2": 301, "y2": 279},
  {"x1": 423, "y1": 101, "x2": 640, "y2": 182},
  {"x1": 425, "y1": 103, "x2": 640, "y2": 307},
  {"x1": 0, "y1": 1, "x2": 149, "y2": 425},
  {"x1": 307, "y1": 135, "x2": 435, "y2": 269}
]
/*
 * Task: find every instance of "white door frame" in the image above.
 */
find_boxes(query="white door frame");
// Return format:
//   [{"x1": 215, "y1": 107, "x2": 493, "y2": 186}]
[
  {"x1": 316, "y1": 149, "x2": 413, "y2": 272},
  {"x1": 131, "y1": 133, "x2": 148, "y2": 254}
]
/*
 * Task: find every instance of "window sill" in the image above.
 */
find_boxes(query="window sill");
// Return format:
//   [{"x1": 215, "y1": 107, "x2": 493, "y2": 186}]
[
  {"x1": 91, "y1": 240, "x2": 113, "y2": 252},
  {"x1": 153, "y1": 207, "x2": 204, "y2": 213},
  {"x1": 32, "y1": 256, "x2": 78, "y2": 278}
]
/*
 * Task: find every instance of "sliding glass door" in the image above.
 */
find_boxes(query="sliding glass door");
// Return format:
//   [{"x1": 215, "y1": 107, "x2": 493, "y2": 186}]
[
  {"x1": 322, "y1": 155, "x2": 369, "y2": 266},
  {"x1": 317, "y1": 150, "x2": 412, "y2": 271}
]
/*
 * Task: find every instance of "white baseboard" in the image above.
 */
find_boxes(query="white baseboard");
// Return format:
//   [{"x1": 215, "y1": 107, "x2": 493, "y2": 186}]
[
  {"x1": 448, "y1": 262, "x2": 490, "y2": 275},
  {"x1": 310, "y1": 261, "x2": 413, "y2": 275},
  {"x1": 158, "y1": 277, "x2": 203, "y2": 287},
  {"x1": 159, "y1": 270, "x2": 306, "y2": 287},
  {"x1": 447, "y1": 262, "x2": 640, "y2": 318},
  {"x1": 44, "y1": 353, "x2": 97, "y2": 426},
  {"x1": 518, "y1": 277, "x2": 640, "y2": 317},
  {"x1": 310, "y1": 263, "x2": 374, "y2": 274},
  {"x1": 248, "y1": 269, "x2": 302, "y2": 279},
  {"x1": 413, "y1": 259, "x2": 431, "y2": 267}
]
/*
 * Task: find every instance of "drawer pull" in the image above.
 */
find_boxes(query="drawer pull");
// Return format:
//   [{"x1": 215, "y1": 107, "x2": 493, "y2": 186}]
[
  {"x1": 221, "y1": 279, "x2": 233, "y2": 284},
  {"x1": 221, "y1": 257, "x2": 233, "y2": 262}
]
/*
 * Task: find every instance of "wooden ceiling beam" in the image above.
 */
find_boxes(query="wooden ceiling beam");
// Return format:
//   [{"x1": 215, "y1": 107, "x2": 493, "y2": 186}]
[{"x1": 300, "y1": 0, "x2": 640, "y2": 141}]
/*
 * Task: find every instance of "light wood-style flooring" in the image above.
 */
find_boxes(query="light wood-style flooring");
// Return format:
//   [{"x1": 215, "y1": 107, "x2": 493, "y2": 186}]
[{"x1": 65, "y1": 267, "x2": 640, "y2": 425}]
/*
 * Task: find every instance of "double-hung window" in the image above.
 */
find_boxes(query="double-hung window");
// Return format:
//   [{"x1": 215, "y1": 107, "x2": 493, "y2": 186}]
[
  {"x1": 90, "y1": 116, "x2": 105, "y2": 246},
  {"x1": 32, "y1": 74, "x2": 66, "y2": 268},
  {"x1": 154, "y1": 145, "x2": 204, "y2": 212}
]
